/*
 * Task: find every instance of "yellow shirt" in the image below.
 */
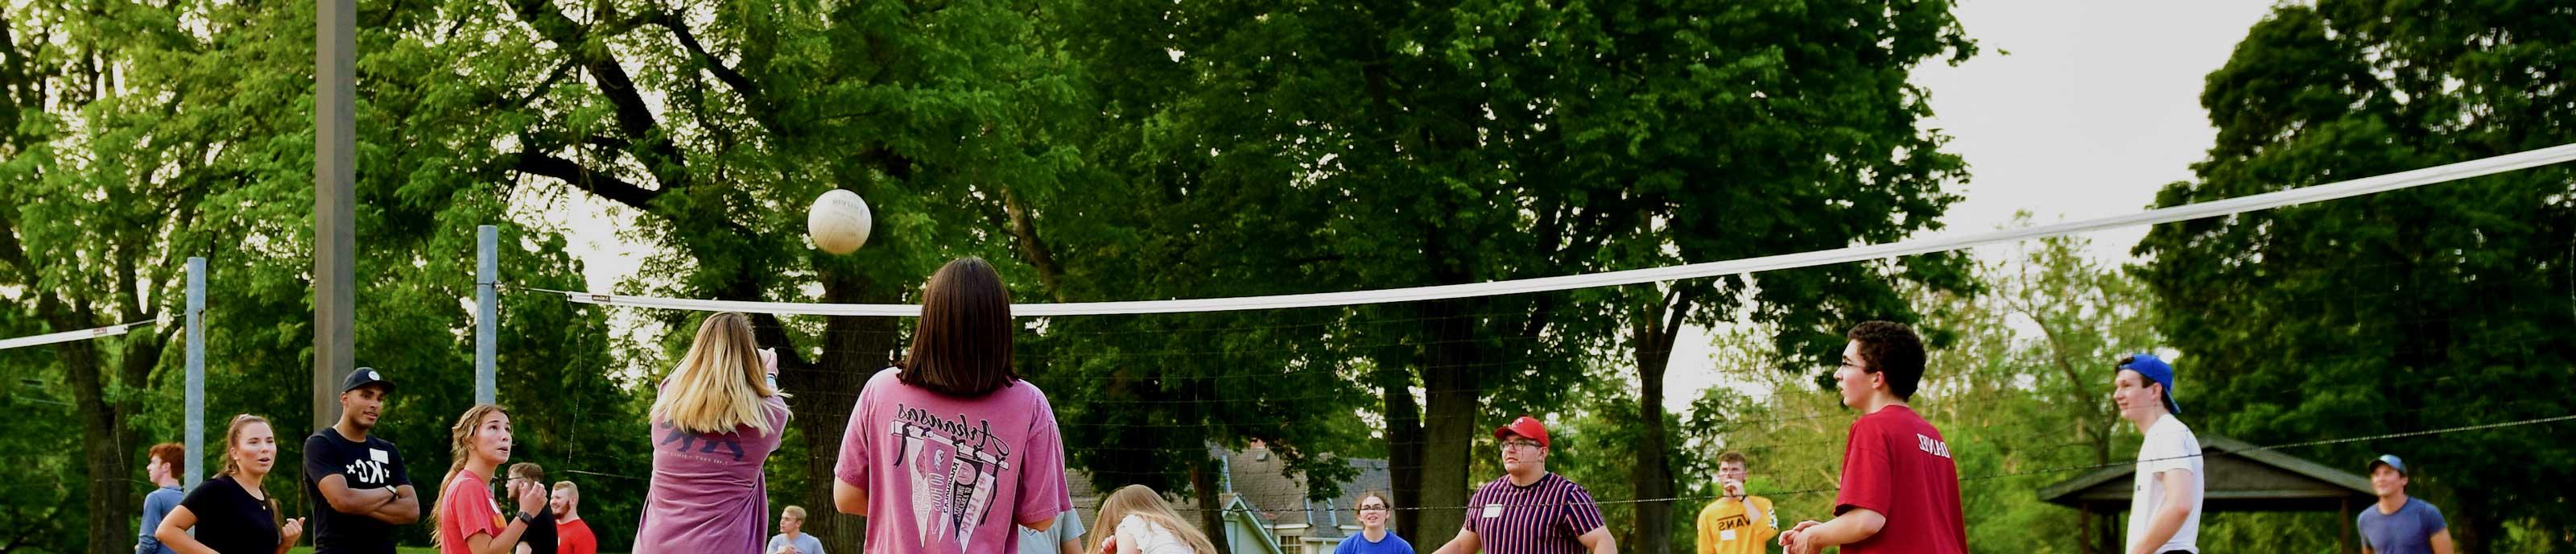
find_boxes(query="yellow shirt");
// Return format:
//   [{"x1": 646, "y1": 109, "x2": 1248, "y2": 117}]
[{"x1": 1695, "y1": 495, "x2": 1779, "y2": 554}]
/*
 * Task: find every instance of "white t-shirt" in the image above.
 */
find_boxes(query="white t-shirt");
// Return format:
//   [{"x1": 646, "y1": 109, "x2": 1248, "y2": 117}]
[
  {"x1": 1117, "y1": 514, "x2": 1196, "y2": 554},
  {"x1": 2126, "y1": 414, "x2": 2203, "y2": 553}
]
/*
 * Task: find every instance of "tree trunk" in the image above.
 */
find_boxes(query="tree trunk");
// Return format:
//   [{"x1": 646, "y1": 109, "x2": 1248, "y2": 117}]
[
  {"x1": 57, "y1": 301, "x2": 159, "y2": 554},
  {"x1": 1414, "y1": 298, "x2": 1484, "y2": 547},
  {"x1": 771, "y1": 268, "x2": 902, "y2": 554},
  {"x1": 1192, "y1": 456, "x2": 1232, "y2": 554},
  {"x1": 1629, "y1": 291, "x2": 1686, "y2": 554},
  {"x1": 1381, "y1": 366, "x2": 1425, "y2": 542}
]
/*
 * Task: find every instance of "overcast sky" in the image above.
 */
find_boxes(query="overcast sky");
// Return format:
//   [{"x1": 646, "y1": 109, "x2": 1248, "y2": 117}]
[{"x1": 537, "y1": 0, "x2": 2285, "y2": 411}]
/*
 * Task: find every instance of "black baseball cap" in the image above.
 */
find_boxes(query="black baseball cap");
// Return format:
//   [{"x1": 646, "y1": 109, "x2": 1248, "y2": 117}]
[{"x1": 342, "y1": 366, "x2": 394, "y2": 393}]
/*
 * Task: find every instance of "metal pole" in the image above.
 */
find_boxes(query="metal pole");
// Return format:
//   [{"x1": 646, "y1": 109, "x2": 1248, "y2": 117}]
[
  {"x1": 316, "y1": 0, "x2": 357, "y2": 430},
  {"x1": 477, "y1": 225, "x2": 497, "y2": 405},
  {"x1": 184, "y1": 257, "x2": 205, "y2": 490}
]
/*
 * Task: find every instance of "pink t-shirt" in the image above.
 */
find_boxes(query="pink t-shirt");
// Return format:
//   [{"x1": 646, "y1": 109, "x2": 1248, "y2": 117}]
[
  {"x1": 836, "y1": 368, "x2": 1070, "y2": 554},
  {"x1": 436, "y1": 469, "x2": 502, "y2": 554},
  {"x1": 635, "y1": 386, "x2": 791, "y2": 554}
]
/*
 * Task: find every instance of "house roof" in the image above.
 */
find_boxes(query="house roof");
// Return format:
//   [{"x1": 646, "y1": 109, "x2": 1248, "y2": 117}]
[{"x1": 2038, "y1": 434, "x2": 2375, "y2": 513}]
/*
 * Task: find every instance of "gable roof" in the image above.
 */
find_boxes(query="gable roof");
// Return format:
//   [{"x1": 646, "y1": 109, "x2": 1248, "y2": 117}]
[{"x1": 2039, "y1": 434, "x2": 2374, "y2": 513}]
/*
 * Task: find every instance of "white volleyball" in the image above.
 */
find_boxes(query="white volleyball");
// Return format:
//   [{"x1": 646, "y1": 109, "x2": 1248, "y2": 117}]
[{"x1": 807, "y1": 188, "x2": 873, "y2": 254}]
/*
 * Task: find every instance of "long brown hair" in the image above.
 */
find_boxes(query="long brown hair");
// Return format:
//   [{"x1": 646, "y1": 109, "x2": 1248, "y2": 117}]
[
  {"x1": 431, "y1": 404, "x2": 510, "y2": 548},
  {"x1": 1093, "y1": 485, "x2": 1218, "y2": 554},
  {"x1": 652, "y1": 312, "x2": 783, "y2": 435},
  {"x1": 898, "y1": 257, "x2": 1019, "y2": 396}
]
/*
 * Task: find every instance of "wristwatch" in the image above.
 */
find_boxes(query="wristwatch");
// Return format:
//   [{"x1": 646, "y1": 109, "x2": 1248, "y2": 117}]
[{"x1": 516, "y1": 511, "x2": 536, "y2": 523}]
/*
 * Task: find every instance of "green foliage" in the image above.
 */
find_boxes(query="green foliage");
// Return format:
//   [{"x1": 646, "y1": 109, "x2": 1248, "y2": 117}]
[{"x1": 2138, "y1": 2, "x2": 2576, "y2": 551}]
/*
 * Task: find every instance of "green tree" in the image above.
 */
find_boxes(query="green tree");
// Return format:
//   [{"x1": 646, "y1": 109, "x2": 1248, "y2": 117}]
[
  {"x1": 2136, "y1": 2, "x2": 2576, "y2": 551},
  {"x1": 1051, "y1": 0, "x2": 1978, "y2": 548}
]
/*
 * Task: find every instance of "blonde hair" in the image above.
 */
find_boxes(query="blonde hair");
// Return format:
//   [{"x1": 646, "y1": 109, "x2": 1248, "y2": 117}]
[
  {"x1": 652, "y1": 312, "x2": 782, "y2": 435},
  {"x1": 432, "y1": 404, "x2": 510, "y2": 549},
  {"x1": 1094, "y1": 485, "x2": 1218, "y2": 554},
  {"x1": 782, "y1": 505, "x2": 807, "y2": 519}
]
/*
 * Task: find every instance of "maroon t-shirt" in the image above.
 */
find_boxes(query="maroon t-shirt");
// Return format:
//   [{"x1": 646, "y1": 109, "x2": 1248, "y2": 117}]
[{"x1": 1832, "y1": 406, "x2": 1967, "y2": 554}]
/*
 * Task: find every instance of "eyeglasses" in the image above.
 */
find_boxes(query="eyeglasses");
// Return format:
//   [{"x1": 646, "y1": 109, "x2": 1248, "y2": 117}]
[
  {"x1": 1357, "y1": 503, "x2": 1389, "y2": 511},
  {"x1": 1500, "y1": 440, "x2": 1542, "y2": 450}
]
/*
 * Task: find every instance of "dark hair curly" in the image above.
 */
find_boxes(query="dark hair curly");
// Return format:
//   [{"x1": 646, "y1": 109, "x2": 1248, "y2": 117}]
[{"x1": 1847, "y1": 321, "x2": 1926, "y2": 400}]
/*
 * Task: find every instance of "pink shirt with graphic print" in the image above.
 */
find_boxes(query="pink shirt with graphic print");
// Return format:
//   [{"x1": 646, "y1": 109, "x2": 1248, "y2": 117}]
[{"x1": 836, "y1": 368, "x2": 1070, "y2": 554}]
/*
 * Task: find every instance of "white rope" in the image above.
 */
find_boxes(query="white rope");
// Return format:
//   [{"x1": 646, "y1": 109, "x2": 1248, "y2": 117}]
[
  {"x1": 548, "y1": 142, "x2": 2576, "y2": 316},
  {"x1": 0, "y1": 320, "x2": 155, "y2": 351}
]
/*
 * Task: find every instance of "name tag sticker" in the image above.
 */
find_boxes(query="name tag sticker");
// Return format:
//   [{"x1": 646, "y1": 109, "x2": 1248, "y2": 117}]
[
  {"x1": 1481, "y1": 504, "x2": 1503, "y2": 518},
  {"x1": 1720, "y1": 529, "x2": 1738, "y2": 541},
  {"x1": 370, "y1": 449, "x2": 389, "y2": 463}
]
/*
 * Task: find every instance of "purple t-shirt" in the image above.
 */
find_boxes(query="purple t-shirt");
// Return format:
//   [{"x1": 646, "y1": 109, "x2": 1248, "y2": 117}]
[
  {"x1": 836, "y1": 368, "x2": 1070, "y2": 554},
  {"x1": 635, "y1": 384, "x2": 791, "y2": 554}
]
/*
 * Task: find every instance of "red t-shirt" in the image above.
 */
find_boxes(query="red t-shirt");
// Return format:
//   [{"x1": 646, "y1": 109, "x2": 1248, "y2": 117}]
[
  {"x1": 1832, "y1": 405, "x2": 1967, "y2": 554},
  {"x1": 436, "y1": 470, "x2": 504, "y2": 554},
  {"x1": 556, "y1": 518, "x2": 598, "y2": 554}
]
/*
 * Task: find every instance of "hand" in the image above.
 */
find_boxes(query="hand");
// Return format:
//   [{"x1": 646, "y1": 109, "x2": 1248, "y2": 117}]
[
  {"x1": 1779, "y1": 520, "x2": 1822, "y2": 553},
  {"x1": 280, "y1": 518, "x2": 305, "y2": 544},
  {"x1": 1723, "y1": 480, "x2": 1744, "y2": 498},
  {"x1": 514, "y1": 482, "x2": 547, "y2": 515},
  {"x1": 759, "y1": 348, "x2": 779, "y2": 374},
  {"x1": 1098, "y1": 535, "x2": 1118, "y2": 554}
]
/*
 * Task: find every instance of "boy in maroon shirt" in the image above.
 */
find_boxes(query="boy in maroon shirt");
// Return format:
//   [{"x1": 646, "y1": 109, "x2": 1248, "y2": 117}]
[{"x1": 1780, "y1": 321, "x2": 1967, "y2": 554}]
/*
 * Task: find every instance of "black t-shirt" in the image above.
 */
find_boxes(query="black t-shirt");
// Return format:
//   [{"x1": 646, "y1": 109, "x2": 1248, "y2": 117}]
[
  {"x1": 179, "y1": 474, "x2": 280, "y2": 554},
  {"x1": 303, "y1": 427, "x2": 411, "y2": 554},
  {"x1": 522, "y1": 503, "x2": 557, "y2": 554}
]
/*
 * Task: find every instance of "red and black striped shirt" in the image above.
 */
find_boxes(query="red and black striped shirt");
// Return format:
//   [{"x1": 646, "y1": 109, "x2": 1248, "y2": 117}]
[{"x1": 1460, "y1": 472, "x2": 1608, "y2": 554}]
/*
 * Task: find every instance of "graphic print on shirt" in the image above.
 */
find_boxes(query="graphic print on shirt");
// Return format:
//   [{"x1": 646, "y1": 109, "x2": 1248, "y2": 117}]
[
  {"x1": 891, "y1": 403, "x2": 1014, "y2": 552},
  {"x1": 658, "y1": 422, "x2": 748, "y2": 461},
  {"x1": 344, "y1": 448, "x2": 396, "y2": 485}
]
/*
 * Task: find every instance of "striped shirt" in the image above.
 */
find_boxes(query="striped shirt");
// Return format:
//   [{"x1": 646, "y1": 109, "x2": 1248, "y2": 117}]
[{"x1": 1460, "y1": 473, "x2": 1607, "y2": 554}]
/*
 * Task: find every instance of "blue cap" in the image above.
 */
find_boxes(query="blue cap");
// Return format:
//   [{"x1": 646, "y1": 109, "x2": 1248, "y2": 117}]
[
  {"x1": 2369, "y1": 454, "x2": 2407, "y2": 476},
  {"x1": 2116, "y1": 353, "x2": 2180, "y2": 415}
]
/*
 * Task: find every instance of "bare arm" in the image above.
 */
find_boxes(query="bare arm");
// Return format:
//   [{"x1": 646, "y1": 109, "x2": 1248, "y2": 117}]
[
  {"x1": 464, "y1": 516, "x2": 535, "y2": 554},
  {"x1": 369, "y1": 485, "x2": 421, "y2": 523},
  {"x1": 154, "y1": 506, "x2": 217, "y2": 554},
  {"x1": 2430, "y1": 529, "x2": 2454, "y2": 554},
  {"x1": 1428, "y1": 526, "x2": 1479, "y2": 554},
  {"x1": 833, "y1": 479, "x2": 868, "y2": 515},
  {"x1": 1781, "y1": 509, "x2": 1886, "y2": 554},
  {"x1": 316, "y1": 474, "x2": 394, "y2": 515},
  {"x1": 2128, "y1": 470, "x2": 2197, "y2": 554},
  {"x1": 1576, "y1": 526, "x2": 1616, "y2": 554}
]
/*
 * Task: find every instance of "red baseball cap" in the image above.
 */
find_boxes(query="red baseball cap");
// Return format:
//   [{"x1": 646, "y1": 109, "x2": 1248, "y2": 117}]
[{"x1": 1492, "y1": 416, "x2": 1549, "y2": 449}]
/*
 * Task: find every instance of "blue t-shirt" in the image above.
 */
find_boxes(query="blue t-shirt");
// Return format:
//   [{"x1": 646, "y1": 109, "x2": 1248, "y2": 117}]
[
  {"x1": 1018, "y1": 510, "x2": 1087, "y2": 554},
  {"x1": 137, "y1": 484, "x2": 183, "y2": 554},
  {"x1": 2355, "y1": 498, "x2": 2446, "y2": 554},
  {"x1": 765, "y1": 532, "x2": 824, "y2": 554},
  {"x1": 1335, "y1": 530, "x2": 1414, "y2": 554}
]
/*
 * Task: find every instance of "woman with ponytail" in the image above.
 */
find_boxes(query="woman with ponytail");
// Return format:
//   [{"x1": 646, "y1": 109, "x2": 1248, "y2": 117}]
[
  {"x1": 155, "y1": 414, "x2": 305, "y2": 554},
  {"x1": 432, "y1": 404, "x2": 547, "y2": 554},
  {"x1": 634, "y1": 312, "x2": 791, "y2": 553}
]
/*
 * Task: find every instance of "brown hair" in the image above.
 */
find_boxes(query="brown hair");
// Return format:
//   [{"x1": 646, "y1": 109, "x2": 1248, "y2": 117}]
[
  {"x1": 432, "y1": 404, "x2": 510, "y2": 548},
  {"x1": 898, "y1": 257, "x2": 1020, "y2": 396},
  {"x1": 147, "y1": 442, "x2": 185, "y2": 479},
  {"x1": 217, "y1": 415, "x2": 287, "y2": 535},
  {"x1": 1093, "y1": 485, "x2": 1218, "y2": 554},
  {"x1": 1718, "y1": 451, "x2": 1750, "y2": 468},
  {"x1": 1847, "y1": 320, "x2": 1926, "y2": 400},
  {"x1": 508, "y1": 462, "x2": 545, "y2": 490}
]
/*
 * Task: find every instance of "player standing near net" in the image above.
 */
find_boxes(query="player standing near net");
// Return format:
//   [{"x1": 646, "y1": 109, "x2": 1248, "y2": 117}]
[
  {"x1": 304, "y1": 368, "x2": 419, "y2": 554},
  {"x1": 1426, "y1": 416, "x2": 1617, "y2": 554},
  {"x1": 154, "y1": 414, "x2": 305, "y2": 554},
  {"x1": 635, "y1": 312, "x2": 793, "y2": 553},
  {"x1": 2113, "y1": 353, "x2": 2202, "y2": 554},
  {"x1": 834, "y1": 257, "x2": 1071, "y2": 553},
  {"x1": 137, "y1": 442, "x2": 185, "y2": 554},
  {"x1": 431, "y1": 405, "x2": 546, "y2": 554},
  {"x1": 1779, "y1": 321, "x2": 1965, "y2": 554}
]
